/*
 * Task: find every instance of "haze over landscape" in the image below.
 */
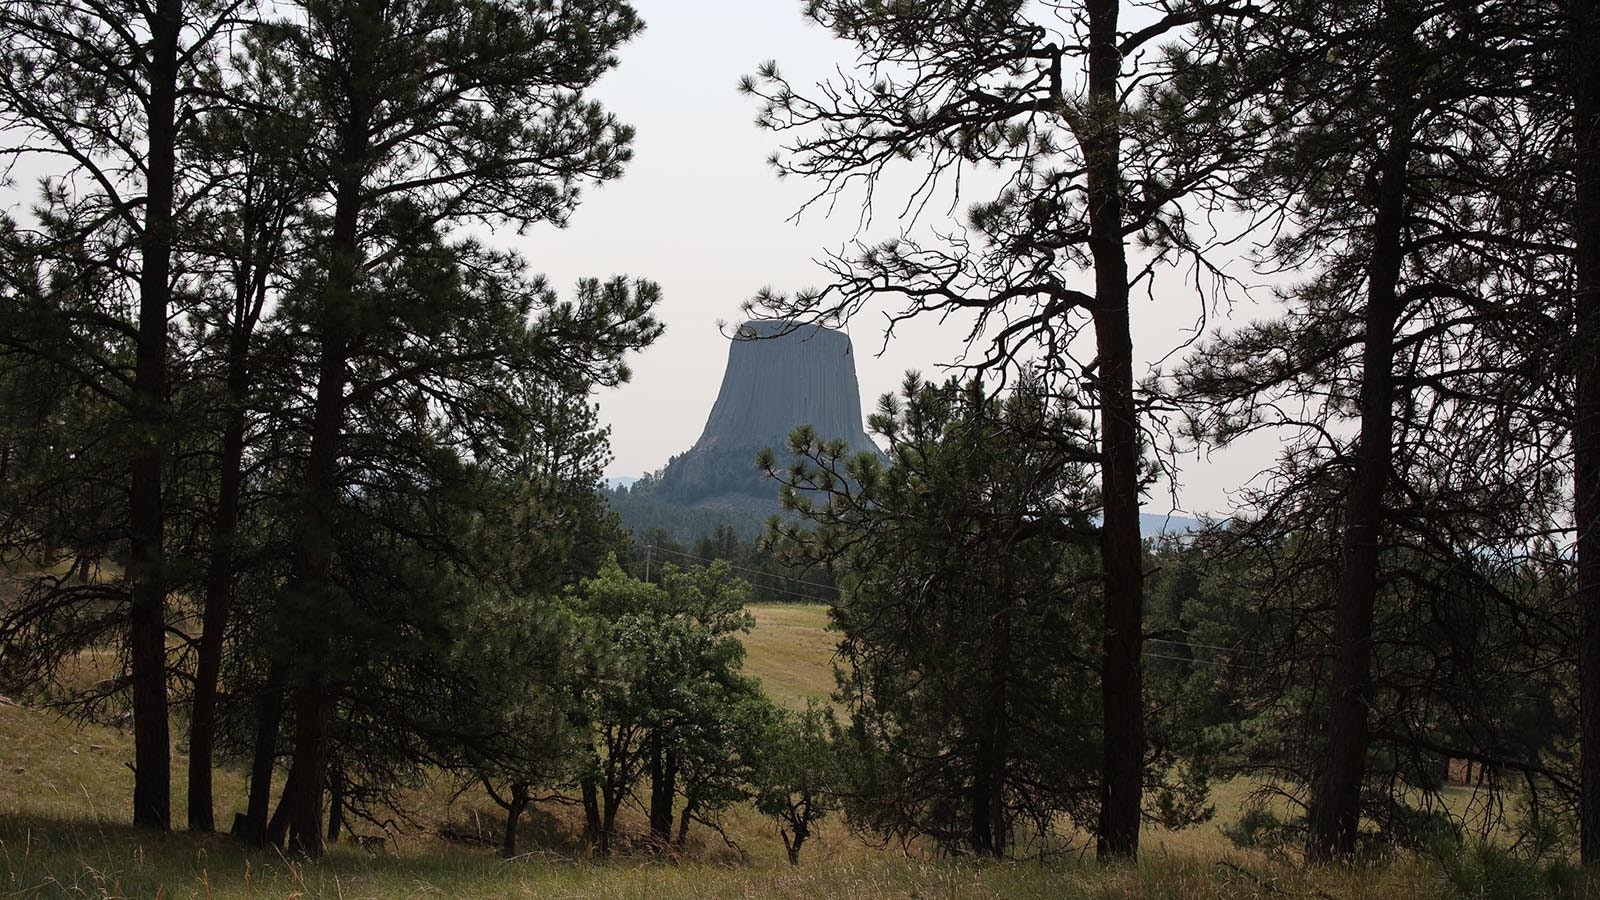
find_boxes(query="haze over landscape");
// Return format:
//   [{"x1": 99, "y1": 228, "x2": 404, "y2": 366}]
[
  {"x1": 0, "y1": 0, "x2": 1590, "y2": 896},
  {"x1": 522, "y1": 0, "x2": 1273, "y2": 517}
]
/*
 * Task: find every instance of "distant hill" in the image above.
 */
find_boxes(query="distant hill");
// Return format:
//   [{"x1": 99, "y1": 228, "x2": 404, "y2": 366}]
[
  {"x1": 1139, "y1": 512, "x2": 1202, "y2": 537},
  {"x1": 653, "y1": 320, "x2": 883, "y2": 507}
]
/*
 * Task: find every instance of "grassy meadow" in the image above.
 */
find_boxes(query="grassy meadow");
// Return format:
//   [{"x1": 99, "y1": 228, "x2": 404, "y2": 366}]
[{"x1": 0, "y1": 602, "x2": 1589, "y2": 898}]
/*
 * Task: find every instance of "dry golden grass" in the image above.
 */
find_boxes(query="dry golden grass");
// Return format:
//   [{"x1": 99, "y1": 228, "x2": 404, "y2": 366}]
[
  {"x1": 0, "y1": 600, "x2": 1591, "y2": 897},
  {"x1": 741, "y1": 603, "x2": 838, "y2": 709}
]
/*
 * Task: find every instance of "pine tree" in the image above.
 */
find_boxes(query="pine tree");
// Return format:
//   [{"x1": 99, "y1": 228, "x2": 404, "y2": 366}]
[
  {"x1": 176, "y1": 27, "x2": 313, "y2": 831},
  {"x1": 1176, "y1": 0, "x2": 1568, "y2": 859},
  {"x1": 763, "y1": 376, "x2": 1174, "y2": 856},
  {"x1": 1568, "y1": 0, "x2": 1600, "y2": 863},
  {"x1": 742, "y1": 1, "x2": 1258, "y2": 856},
  {"x1": 0, "y1": 0, "x2": 256, "y2": 830},
  {"x1": 228, "y1": 0, "x2": 655, "y2": 856}
]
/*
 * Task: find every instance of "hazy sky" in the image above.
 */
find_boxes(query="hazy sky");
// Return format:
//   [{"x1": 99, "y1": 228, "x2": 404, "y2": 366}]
[
  {"x1": 0, "y1": 0, "x2": 1281, "y2": 516},
  {"x1": 522, "y1": 0, "x2": 1280, "y2": 516}
]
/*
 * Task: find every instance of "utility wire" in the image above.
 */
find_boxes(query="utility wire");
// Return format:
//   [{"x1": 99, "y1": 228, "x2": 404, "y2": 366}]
[
  {"x1": 1146, "y1": 637, "x2": 1261, "y2": 656},
  {"x1": 624, "y1": 561, "x2": 829, "y2": 605},
  {"x1": 643, "y1": 543, "x2": 840, "y2": 595}
]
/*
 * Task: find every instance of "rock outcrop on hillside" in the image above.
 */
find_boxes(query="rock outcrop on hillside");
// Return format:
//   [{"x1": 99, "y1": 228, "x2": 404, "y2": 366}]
[
  {"x1": 612, "y1": 321, "x2": 883, "y2": 541},
  {"x1": 655, "y1": 320, "x2": 881, "y2": 508}
]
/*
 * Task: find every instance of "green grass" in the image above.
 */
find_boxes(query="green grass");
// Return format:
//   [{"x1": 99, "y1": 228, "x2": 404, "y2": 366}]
[{"x1": 0, "y1": 602, "x2": 1591, "y2": 898}]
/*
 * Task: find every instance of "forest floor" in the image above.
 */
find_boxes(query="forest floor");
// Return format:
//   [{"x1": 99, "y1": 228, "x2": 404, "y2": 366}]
[{"x1": 0, "y1": 602, "x2": 1589, "y2": 898}]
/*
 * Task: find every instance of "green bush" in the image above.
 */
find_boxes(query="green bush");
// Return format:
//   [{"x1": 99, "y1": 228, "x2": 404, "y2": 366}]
[{"x1": 1426, "y1": 839, "x2": 1582, "y2": 900}]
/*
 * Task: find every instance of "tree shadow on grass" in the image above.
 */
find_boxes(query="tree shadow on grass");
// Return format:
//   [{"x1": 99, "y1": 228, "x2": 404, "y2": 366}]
[{"x1": 0, "y1": 811, "x2": 545, "y2": 899}]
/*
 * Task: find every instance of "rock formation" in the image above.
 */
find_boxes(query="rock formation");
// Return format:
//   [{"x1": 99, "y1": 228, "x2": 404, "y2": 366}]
[
  {"x1": 608, "y1": 320, "x2": 1200, "y2": 543},
  {"x1": 657, "y1": 320, "x2": 880, "y2": 505}
]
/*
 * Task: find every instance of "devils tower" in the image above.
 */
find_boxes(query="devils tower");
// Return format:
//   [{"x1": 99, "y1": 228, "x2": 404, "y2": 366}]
[
  {"x1": 608, "y1": 320, "x2": 882, "y2": 541},
  {"x1": 656, "y1": 319, "x2": 881, "y2": 506}
]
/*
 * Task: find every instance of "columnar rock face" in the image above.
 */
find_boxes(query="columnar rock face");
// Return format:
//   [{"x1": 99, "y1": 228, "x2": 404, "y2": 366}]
[
  {"x1": 699, "y1": 320, "x2": 877, "y2": 455},
  {"x1": 657, "y1": 320, "x2": 881, "y2": 507}
]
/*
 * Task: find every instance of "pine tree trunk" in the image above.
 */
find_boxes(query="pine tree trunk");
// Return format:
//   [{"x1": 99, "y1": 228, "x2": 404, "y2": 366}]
[
  {"x1": 1573, "y1": 0, "x2": 1600, "y2": 865},
  {"x1": 326, "y1": 771, "x2": 343, "y2": 843},
  {"x1": 275, "y1": 319, "x2": 347, "y2": 856},
  {"x1": 1079, "y1": 0, "x2": 1144, "y2": 862},
  {"x1": 1092, "y1": 300, "x2": 1144, "y2": 862},
  {"x1": 128, "y1": 0, "x2": 184, "y2": 833},
  {"x1": 188, "y1": 349, "x2": 250, "y2": 832},
  {"x1": 278, "y1": 684, "x2": 333, "y2": 856},
  {"x1": 600, "y1": 787, "x2": 623, "y2": 856},
  {"x1": 581, "y1": 774, "x2": 601, "y2": 850},
  {"x1": 675, "y1": 802, "x2": 692, "y2": 850},
  {"x1": 242, "y1": 667, "x2": 285, "y2": 845},
  {"x1": 277, "y1": 77, "x2": 367, "y2": 853},
  {"x1": 987, "y1": 608, "x2": 1010, "y2": 858},
  {"x1": 1306, "y1": 107, "x2": 1412, "y2": 863},
  {"x1": 264, "y1": 781, "x2": 290, "y2": 848},
  {"x1": 969, "y1": 762, "x2": 994, "y2": 857}
]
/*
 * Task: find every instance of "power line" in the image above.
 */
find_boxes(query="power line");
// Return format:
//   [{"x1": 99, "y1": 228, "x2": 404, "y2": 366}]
[
  {"x1": 643, "y1": 543, "x2": 840, "y2": 595},
  {"x1": 1146, "y1": 637, "x2": 1261, "y2": 657},
  {"x1": 1143, "y1": 651, "x2": 1254, "y2": 669},
  {"x1": 623, "y1": 560, "x2": 831, "y2": 605}
]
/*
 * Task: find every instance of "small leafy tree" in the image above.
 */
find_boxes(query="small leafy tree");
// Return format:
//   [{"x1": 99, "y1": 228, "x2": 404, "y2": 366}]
[
  {"x1": 458, "y1": 594, "x2": 597, "y2": 858},
  {"x1": 752, "y1": 701, "x2": 840, "y2": 866},
  {"x1": 570, "y1": 557, "x2": 756, "y2": 855}
]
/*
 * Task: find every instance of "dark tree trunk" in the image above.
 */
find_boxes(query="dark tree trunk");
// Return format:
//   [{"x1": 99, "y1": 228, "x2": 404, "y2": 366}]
[
  {"x1": 264, "y1": 781, "x2": 290, "y2": 848},
  {"x1": 1574, "y1": 0, "x2": 1600, "y2": 865},
  {"x1": 1305, "y1": 108, "x2": 1412, "y2": 863},
  {"x1": 648, "y1": 739, "x2": 676, "y2": 848},
  {"x1": 581, "y1": 774, "x2": 601, "y2": 850},
  {"x1": 970, "y1": 764, "x2": 994, "y2": 857},
  {"x1": 279, "y1": 684, "x2": 335, "y2": 856},
  {"x1": 675, "y1": 802, "x2": 692, "y2": 850},
  {"x1": 188, "y1": 347, "x2": 250, "y2": 832},
  {"x1": 782, "y1": 819, "x2": 806, "y2": 866},
  {"x1": 600, "y1": 786, "x2": 623, "y2": 856},
  {"x1": 273, "y1": 301, "x2": 352, "y2": 858},
  {"x1": 242, "y1": 667, "x2": 285, "y2": 845},
  {"x1": 969, "y1": 683, "x2": 997, "y2": 858},
  {"x1": 326, "y1": 771, "x2": 343, "y2": 843},
  {"x1": 1079, "y1": 0, "x2": 1143, "y2": 861},
  {"x1": 1090, "y1": 292, "x2": 1144, "y2": 864},
  {"x1": 273, "y1": 327, "x2": 347, "y2": 856},
  {"x1": 128, "y1": 0, "x2": 184, "y2": 833},
  {"x1": 276, "y1": 81, "x2": 367, "y2": 853},
  {"x1": 984, "y1": 609, "x2": 1010, "y2": 858},
  {"x1": 502, "y1": 784, "x2": 529, "y2": 858}
]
